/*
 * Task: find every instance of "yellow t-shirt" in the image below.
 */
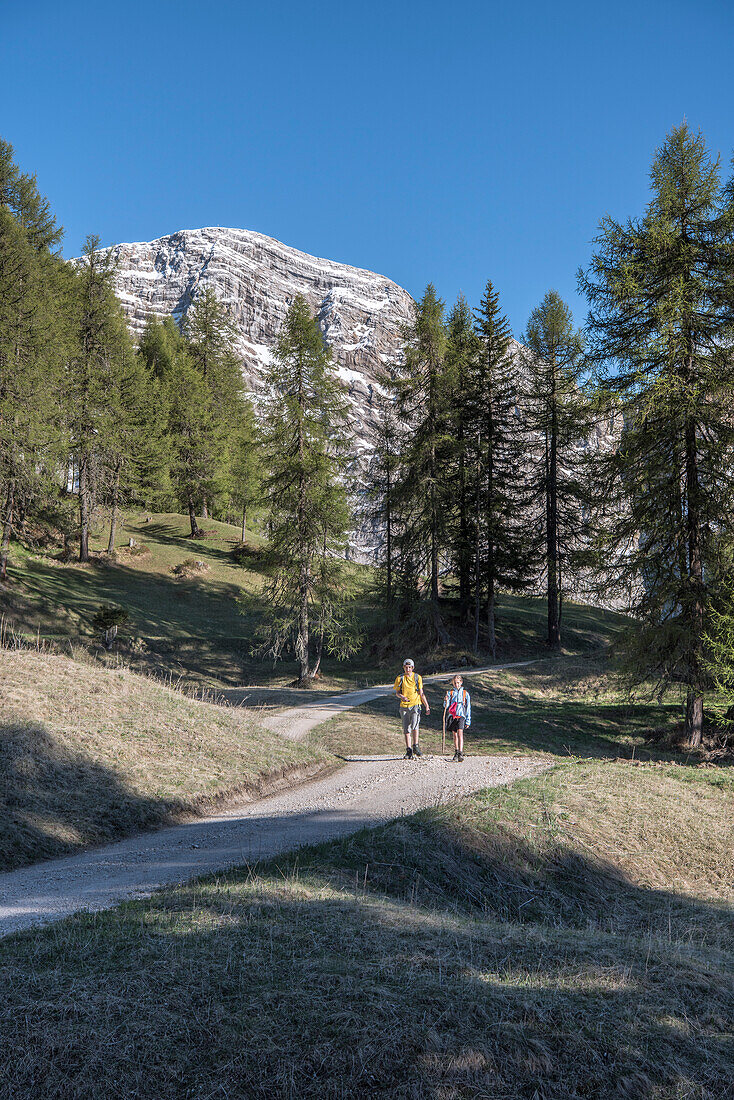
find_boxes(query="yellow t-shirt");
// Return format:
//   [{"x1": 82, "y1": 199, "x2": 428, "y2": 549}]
[{"x1": 394, "y1": 672, "x2": 423, "y2": 709}]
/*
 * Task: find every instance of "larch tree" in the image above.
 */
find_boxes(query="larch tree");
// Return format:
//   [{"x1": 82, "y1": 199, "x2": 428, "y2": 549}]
[
  {"x1": 67, "y1": 237, "x2": 135, "y2": 561},
  {"x1": 227, "y1": 395, "x2": 261, "y2": 542},
  {"x1": 580, "y1": 123, "x2": 734, "y2": 746},
  {"x1": 0, "y1": 140, "x2": 66, "y2": 579},
  {"x1": 258, "y1": 294, "x2": 355, "y2": 683}
]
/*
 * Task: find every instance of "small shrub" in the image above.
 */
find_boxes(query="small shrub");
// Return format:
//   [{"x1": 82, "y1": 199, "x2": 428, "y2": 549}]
[{"x1": 92, "y1": 604, "x2": 129, "y2": 649}]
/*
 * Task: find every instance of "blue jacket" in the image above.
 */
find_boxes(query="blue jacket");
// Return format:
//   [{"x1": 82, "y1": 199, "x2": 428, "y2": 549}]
[{"x1": 444, "y1": 686, "x2": 471, "y2": 726}]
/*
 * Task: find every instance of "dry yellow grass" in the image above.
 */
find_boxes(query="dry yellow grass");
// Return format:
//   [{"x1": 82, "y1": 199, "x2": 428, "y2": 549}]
[{"x1": 0, "y1": 649, "x2": 331, "y2": 870}]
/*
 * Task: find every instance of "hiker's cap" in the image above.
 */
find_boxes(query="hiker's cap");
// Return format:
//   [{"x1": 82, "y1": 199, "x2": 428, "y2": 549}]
[{"x1": 403, "y1": 658, "x2": 414, "y2": 668}]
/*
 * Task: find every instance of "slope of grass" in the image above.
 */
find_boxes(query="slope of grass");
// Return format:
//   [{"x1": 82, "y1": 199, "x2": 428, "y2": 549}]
[
  {"x1": 2, "y1": 761, "x2": 731, "y2": 1099},
  {"x1": 1, "y1": 510, "x2": 629, "y2": 691},
  {"x1": 0, "y1": 648, "x2": 331, "y2": 872}
]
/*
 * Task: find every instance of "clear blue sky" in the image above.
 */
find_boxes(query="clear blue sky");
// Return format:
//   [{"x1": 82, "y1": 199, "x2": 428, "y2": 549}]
[{"x1": 3, "y1": 0, "x2": 733, "y2": 336}]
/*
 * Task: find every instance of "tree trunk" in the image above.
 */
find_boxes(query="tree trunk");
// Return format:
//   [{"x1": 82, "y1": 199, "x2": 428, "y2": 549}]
[
  {"x1": 106, "y1": 462, "x2": 121, "y2": 554},
  {"x1": 312, "y1": 620, "x2": 325, "y2": 677},
  {"x1": 0, "y1": 480, "x2": 15, "y2": 582},
  {"x1": 458, "y1": 422, "x2": 470, "y2": 610},
  {"x1": 487, "y1": 579, "x2": 496, "y2": 660},
  {"x1": 240, "y1": 502, "x2": 247, "y2": 543},
  {"x1": 296, "y1": 557, "x2": 310, "y2": 682},
  {"x1": 473, "y1": 436, "x2": 482, "y2": 655},
  {"x1": 684, "y1": 409, "x2": 704, "y2": 748},
  {"x1": 78, "y1": 453, "x2": 91, "y2": 562},
  {"x1": 201, "y1": 499, "x2": 208, "y2": 520},
  {"x1": 385, "y1": 464, "x2": 392, "y2": 606},
  {"x1": 546, "y1": 370, "x2": 561, "y2": 649},
  {"x1": 486, "y1": 402, "x2": 496, "y2": 658},
  {"x1": 187, "y1": 495, "x2": 201, "y2": 538}
]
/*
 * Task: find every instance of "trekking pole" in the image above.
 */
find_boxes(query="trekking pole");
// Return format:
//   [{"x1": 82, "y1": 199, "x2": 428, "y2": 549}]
[{"x1": 442, "y1": 709, "x2": 446, "y2": 756}]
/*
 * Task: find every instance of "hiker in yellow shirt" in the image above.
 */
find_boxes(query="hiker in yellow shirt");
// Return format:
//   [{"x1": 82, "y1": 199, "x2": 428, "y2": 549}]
[{"x1": 394, "y1": 658, "x2": 430, "y2": 760}]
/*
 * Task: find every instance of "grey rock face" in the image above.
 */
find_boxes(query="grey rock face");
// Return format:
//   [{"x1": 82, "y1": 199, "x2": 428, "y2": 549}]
[{"x1": 105, "y1": 226, "x2": 415, "y2": 467}]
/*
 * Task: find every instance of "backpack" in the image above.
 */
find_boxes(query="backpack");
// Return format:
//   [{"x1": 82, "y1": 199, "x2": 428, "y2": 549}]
[{"x1": 447, "y1": 688, "x2": 466, "y2": 719}]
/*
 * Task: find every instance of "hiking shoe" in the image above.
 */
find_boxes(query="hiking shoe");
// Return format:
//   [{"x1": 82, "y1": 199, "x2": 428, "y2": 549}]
[
  {"x1": 457, "y1": 752, "x2": 465, "y2": 763},
  {"x1": 412, "y1": 743, "x2": 423, "y2": 758},
  {"x1": 452, "y1": 750, "x2": 459, "y2": 762},
  {"x1": 403, "y1": 747, "x2": 413, "y2": 760}
]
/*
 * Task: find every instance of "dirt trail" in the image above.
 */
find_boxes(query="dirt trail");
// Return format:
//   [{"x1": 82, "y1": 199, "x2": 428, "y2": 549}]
[{"x1": 0, "y1": 660, "x2": 546, "y2": 938}]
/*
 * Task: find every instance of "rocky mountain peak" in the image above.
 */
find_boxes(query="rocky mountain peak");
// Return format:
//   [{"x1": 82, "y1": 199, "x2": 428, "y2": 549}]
[{"x1": 102, "y1": 226, "x2": 415, "y2": 462}]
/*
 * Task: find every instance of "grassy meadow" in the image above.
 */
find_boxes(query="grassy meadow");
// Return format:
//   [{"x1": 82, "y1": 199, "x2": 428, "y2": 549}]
[{"x1": 1, "y1": 760, "x2": 731, "y2": 1099}]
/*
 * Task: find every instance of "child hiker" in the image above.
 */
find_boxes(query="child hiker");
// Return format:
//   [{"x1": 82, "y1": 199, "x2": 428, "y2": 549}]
[
  {"x1": 394, "y1": 658, "x2": 430, "y2": 760},
  {"x1": 443, "y1": 674, "x2": 471, "y2": 762}
]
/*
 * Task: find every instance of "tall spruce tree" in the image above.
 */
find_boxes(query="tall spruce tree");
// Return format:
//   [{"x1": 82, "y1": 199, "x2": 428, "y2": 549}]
[
  {"x1": 580, "y1": 124, "x2": 734, "y2": 746},
  {"x1": 365, "y1": 387, "x2": 402, "y2": 608},
  {"x1": 471, "y1": 281, "x2": 532, "y2": 656},
  {"x1": 391, "y1": 285, "x2": 452, "y2": 640},
  {"x1": 522, "y1": 291, "x2": 590, "y2": 650},
  {"x1": 258, "y1": 294, "x2": 354, "y2": 683},
  {"x1": 444, "y1": 295, "x2": 479, "y2": 614}
]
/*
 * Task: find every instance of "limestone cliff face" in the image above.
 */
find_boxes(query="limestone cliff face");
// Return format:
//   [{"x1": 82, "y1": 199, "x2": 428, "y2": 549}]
[{"x1": 104, "y1": 226, "x2": 415, "y2": 467}]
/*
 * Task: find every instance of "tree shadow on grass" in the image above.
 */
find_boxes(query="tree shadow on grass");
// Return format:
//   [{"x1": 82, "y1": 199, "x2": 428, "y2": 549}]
[
  {"x1": 1, "y1": 816, "x2": 731, "y2": 1099},
  {"x1": 0, "y1": 714, "x2": 183, "y2": 872},
  {"x1": 139, "y1": 521, "x2": 241, "y2": 567}
]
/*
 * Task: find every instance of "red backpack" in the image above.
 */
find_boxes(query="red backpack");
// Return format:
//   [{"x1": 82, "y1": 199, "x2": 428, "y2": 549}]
[{"x1": 447, "y1": 688, "x2": 466, "y2": 719}]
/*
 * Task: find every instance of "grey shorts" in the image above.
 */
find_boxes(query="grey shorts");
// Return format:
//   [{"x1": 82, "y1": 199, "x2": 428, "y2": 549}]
[{"x1": 401, "y1": 705, "x2": 421, "y2": 734}]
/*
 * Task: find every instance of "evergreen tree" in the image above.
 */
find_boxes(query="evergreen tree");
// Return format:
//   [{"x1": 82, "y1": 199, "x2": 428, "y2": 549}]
[
  {"x1": 580, "y1": 124, "x2": 734, "y2": 746},
  {"x1": 522, "y1": 291, "x2": 590, "y2": 650},
  {"x1": 102, "y1": 344, "x2": 170, "y2": 551},
  {"x1": 0, "y1": 142, "x2": 66, "y2": 580},
  {"x1": 365, "y1": 388, "x2": 402, "y2": 607},
  {"x1": 227, "y1": 396, "x2": 261, "y2": 542},
  {"x1": 444, "y1": 295, "x2": 480, "y2": 613},
  {"x1": 166, "y1": 358, "x2": 225, "y2": 537},
  {"x1": 391, "y1": 285, "x2": 452, "y2": 640},
  {"x1": 183, "y1": 289, "x2": 246, "y2": 519},
  {"x1": 470, "y1": 281, "x2": 532, "y2": 656},
  {"x1": 67, "y1": 237, "x2": 135, "y2": 561},
  {"x1": 258, "y1": 294, "x2": 354, "y2": 683}
]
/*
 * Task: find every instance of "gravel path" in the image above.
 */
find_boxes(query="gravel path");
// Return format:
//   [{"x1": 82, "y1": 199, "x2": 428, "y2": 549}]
[
  {"x1": 0, "y1": 755, "x2": 547, "y2": 938},
  {"x1": 0, "y1": 660, "x2": 546, "y2": 938}
]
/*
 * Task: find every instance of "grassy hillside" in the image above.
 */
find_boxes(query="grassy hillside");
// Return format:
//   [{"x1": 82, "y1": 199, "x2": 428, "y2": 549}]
[
  {"x1": 0, "y1": 648, "x2": 331, "y2": 872},
  {"x1": 1, "y1": 509, "x2": 629, "y2": 691},
  {"x1": 2, "y1": 761, "x2": 731, "y2": 1099}
]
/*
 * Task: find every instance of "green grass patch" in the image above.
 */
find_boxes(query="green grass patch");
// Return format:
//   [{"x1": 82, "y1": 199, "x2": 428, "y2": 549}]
[{"x1": 2, "y1": 762, "x2": 731, "y2": 1098}]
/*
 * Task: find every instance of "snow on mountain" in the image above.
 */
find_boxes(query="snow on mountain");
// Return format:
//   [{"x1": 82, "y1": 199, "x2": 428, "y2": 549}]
[{"x1": 102, "y1": 226, "x2": 415, "y2": 470}]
